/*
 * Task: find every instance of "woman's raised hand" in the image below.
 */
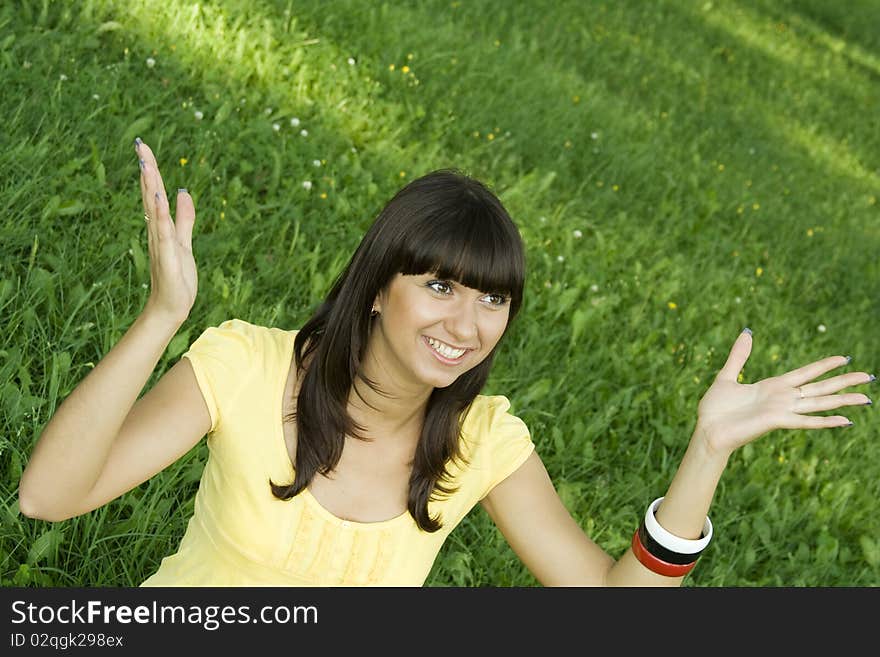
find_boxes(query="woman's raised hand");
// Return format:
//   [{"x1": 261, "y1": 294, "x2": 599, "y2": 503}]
[
  {"x1": 136, "y1": 138, "x2": 198, "y2": 325},
  {"x1": 695, "y1": 329, "x2": 874, "y2": 456}
]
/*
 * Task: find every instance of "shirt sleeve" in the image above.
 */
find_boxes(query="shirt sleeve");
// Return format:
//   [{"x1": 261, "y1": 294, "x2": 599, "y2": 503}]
[
  {"x1": 476, "y1": 395, "x2": 536, "y2": 498},
  {"x1": 180, "y1": 318, "x2": 256, "y2": 436}
]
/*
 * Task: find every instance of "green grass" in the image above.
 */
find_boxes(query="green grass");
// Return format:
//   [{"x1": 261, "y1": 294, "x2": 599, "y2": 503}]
[{"x1": 1, "y1": 0, "x2": 878, "y2": 587}]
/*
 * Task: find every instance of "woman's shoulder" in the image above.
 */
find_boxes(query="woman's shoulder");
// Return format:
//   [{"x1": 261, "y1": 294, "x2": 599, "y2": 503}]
[
  {"x1": 201, "y1": 318, "x2": 298, "y2": 351},
  {"x1": 460, "y1": 394, "x2": 531, "y2": 449}
]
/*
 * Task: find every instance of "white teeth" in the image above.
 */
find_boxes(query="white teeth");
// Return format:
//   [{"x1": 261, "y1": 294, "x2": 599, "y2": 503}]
[{"x1": 427, "y1": 337, "x2": 466, "y2": 359}]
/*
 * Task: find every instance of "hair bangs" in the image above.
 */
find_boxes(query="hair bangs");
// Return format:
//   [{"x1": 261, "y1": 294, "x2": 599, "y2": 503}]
[{"x1": 398, "y1": 204, "x2": 524, "y2": 300}]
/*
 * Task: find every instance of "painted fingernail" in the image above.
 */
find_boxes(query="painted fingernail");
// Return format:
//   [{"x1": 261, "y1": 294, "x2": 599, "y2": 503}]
[
  {"x1": 134, "y1": 137, "x2": 143, "y2": 149},
  {"x1": 869, "y1": 374, "x2": 876, "y2": 383},
  {"x1": 139, "y1": 158, "x2": 145, "y2": 169},
  {"x1": 846, "y1": 421, "x2": 855, "y2": 426},
  {"x1": 864, "y1": 398, "x2": 873, "y2": 406},
  {"x1": 741, "y1": 327, "x2": 752, "y2": 335},
  {"x1": 844, "y1": 356, "x2": 852, "y2": 364},
  {"x1": 178, "y1": 188, "x2": 188, "y2": 194}
]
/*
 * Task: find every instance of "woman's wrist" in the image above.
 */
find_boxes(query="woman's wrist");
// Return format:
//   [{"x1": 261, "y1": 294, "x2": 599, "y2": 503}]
[{"x1": 692, "y1": 420, "x2": 736, "y2": 464}]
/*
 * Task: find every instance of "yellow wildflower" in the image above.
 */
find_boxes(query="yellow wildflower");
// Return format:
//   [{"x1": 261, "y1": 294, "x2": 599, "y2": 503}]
[
  {"x1": 179, "y1": 158, "x2": 188, "y2": 166},
  {"x1": 668, "y1": 301, "x2": 677, "y2": 309},
  {"x1": 756, "y1": 267, "x2": 763, "y2": 277}
]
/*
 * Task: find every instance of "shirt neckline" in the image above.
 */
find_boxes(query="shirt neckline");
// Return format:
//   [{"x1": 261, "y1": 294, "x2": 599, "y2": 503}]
[{"x1": 276, "y1": 329, "x2": 413, "y2": 531}]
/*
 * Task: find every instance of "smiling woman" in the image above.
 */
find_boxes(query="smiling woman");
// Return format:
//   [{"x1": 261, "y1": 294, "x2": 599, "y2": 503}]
[
  {"x1": 271, "y1": 166, "x2": 527, "y2": 535},
  {"x1": 18, "y1": 141, "x2": 874, "y2": 588}
]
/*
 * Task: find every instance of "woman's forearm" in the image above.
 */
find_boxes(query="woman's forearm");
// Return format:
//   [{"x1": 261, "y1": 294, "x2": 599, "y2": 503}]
[
  {"x1": 19, "y1": 308, "x2": 183, "y2": 519},
  {"x1": 604, "y1": 424, "x2": 731, "y2": 586}
]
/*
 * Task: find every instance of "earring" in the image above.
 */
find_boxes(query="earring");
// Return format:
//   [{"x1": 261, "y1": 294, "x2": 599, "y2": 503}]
[{"x1": 370, "y1": 307, "x2": 379, "y2": 317}]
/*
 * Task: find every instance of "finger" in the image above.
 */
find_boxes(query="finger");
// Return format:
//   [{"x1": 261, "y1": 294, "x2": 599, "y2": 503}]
[
  {"x1": 780, "y1": 355, "x2": 850, "y2": 389},
  {"x1": 797, "y1": 371, "x2": 874, "y2": 398},
  {"x1": 793, "y1": 413, "x2": 853, "y2": 429},
  {"x1": 137, "y1": 141, "x2": 169, "y2": 204},
  {"x1": 174, "y1": 189, "x2": 195, "y2": 248},
  {"x1": 716, "y1": 329, "x2": 753, "y2": 382},
  {"x1": 138, "y1": 157, "x2": 146, "y2": 201},
  {"x1": 154, "y1": 189, "x2": 172, "y2": 239},
  {"x1": 795, "y1": 392, "x2": 871, "y2": 414}
]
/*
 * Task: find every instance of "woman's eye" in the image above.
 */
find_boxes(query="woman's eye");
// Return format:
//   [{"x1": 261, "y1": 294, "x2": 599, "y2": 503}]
[
  {"x1": 427, "y1": 280, "x2": 452, "y2": 295},
  {"x1": 428, "y1": 281, "x2": 508, "y2": 306}
]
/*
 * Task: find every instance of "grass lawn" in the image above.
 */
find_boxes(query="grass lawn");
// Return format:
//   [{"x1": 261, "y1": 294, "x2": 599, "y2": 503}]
[{"x1": 1, "y1": 0, "x2": 878, "y2": 587}]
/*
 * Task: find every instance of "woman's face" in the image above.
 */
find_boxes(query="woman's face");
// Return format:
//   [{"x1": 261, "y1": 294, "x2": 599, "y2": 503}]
[{"x1": 370, "y1": 272, "x2": 511, "y2": 389}]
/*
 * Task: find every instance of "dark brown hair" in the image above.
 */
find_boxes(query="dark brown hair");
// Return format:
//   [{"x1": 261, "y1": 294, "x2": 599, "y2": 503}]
[{"x1": 270, "y1": 168, "x2": 526, "y2": 531}]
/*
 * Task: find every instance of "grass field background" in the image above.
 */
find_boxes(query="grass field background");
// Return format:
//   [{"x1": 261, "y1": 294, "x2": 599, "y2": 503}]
[{"x1": 1, "y1": 0, "x2": 878, "y2": 586}]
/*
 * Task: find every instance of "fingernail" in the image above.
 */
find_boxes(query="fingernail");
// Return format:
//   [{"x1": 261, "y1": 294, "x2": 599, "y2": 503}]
[
  {"x1": 846, "y1": 421, "x2": 855, "y2": 427},
  {"x1": 864, "y1": 399, "x2": 873, "y2": 406},
  {"x1": 845, "y1": 355, "x2": 852, "y2": 364},
  {"x1": 741, "y1": 327, "x2": 752, "y2": 335},
  {"x1": 134, "y1": 137, "x2": 143, "y2": 149},
  {"x1": 869, "y1": 374, "x2": 876, "y2": 383},
  {"x1": 178, "y1": 188, "x2": 188, "y2": 194},
  {"x1": 139, "y1": 158, "x2": 145, "y2": 169}
]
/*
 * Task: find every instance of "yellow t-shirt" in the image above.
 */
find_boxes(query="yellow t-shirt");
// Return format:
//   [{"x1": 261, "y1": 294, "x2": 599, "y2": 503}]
[{"x1": 140, "y1": 319, "x2": 534, "y2": 586}]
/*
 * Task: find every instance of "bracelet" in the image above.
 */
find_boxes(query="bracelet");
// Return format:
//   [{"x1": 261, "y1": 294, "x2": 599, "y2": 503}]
[
  {"x1": 638, "y1": 524, "x2": 698, "y2": 565},
  {"x1": 643, "y1": 497, "x2": 712, "y2": 555},
  {"x1": 631, "y1": 528, "x2": 697, "y2": 577}
]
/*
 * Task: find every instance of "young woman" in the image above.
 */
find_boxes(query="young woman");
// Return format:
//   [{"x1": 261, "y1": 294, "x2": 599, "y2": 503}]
[{"x1": 18, "y1": 139, "x2": 874, "y2": 586}]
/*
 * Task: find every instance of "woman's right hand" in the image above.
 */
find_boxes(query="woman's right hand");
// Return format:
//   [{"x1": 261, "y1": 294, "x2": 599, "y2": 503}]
[{"x1": 136, "y1": 138, "x2": 198, "y2": 326}]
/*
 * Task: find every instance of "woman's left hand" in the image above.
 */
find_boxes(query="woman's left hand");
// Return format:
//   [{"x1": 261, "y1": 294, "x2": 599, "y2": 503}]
[{"x1": 695, "y1": 329, "x2": 874, "y2": 456}]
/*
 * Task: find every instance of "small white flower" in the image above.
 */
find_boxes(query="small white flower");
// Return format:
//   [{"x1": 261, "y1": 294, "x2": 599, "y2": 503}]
[
  {"x1": 146, "y1": 57, "x2": 156, "y2": 68},
  {"x1": 734, "y1": 296, "x2": 741, "y2": 304},
  {"x1": 347, "y1": 57, "x2": 356, "y2": 65},
  {"x1": 92, "y1": 94, "x2": 100, "y2": 100},
  {"x1": 272, "y1": 122, "x2": 281, "y2": 131},
  {"x1": 590, "y1": 284, "x2": 599, "y2": 292},
  {"x1": 300, "y1": 129, "x2": 308, "y2": 137},
  {"x1": 302, "y1": 180, "x2": 312, "y2": 190},
  {"x1": 817, "y1": 324, "x2": 827, "y2": 333},
  {"x1": 128, "y1": 248, "x2": 133, "y2": 255},
  {"x1": 539, "y1": 216, "x2": 547, "y2": 223},
  {"x1": 290, "y1": 117, "x2": 300, "y2": 127},
  {"x1": 312, "y1": 159, "x2": 322, "y2": 167},
  {"x1": 142, "y1": 283, "x2": 148, "y2": 289},
  {"x1": 194, "y1": 110, "x2": 204, "y2": 120},
  {"x1": 557, "y1": 255, "x2": 565, "y2": 262},
  {"x1": 351, "y1": 146, "x2": 358, "y2": 153},
  {"x1": 544, "y1": 281, "x2": 553, "y2": 289},
  {"x1": 573, "y1": 229, "x2": 583, "y2": 238},
  {"x1": 591, "y1": 131, "x2": 599, "y2": 140},
  {"x1": 59, "y1": 73, "x2": 68, "y2": 81},
  {"x1": 265, "y1": 107, "x2": 273, "y2": 115},
  {"x1": 23, "y1": 60, "x2": 32, "y2": 69}
]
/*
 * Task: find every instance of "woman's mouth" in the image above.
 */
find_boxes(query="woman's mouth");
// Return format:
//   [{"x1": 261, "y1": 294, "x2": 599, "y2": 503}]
[{"x1": 423, "y1": 336, "x2": 470, "y2": 365}]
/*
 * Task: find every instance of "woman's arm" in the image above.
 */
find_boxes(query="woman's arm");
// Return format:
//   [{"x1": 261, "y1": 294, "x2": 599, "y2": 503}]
[
  {"x1": 19, "y1": 140, "x2": 203, "y2": 520},
  {"x1": 482, "y1": 330, "x2": 872, "y2": 586}
]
